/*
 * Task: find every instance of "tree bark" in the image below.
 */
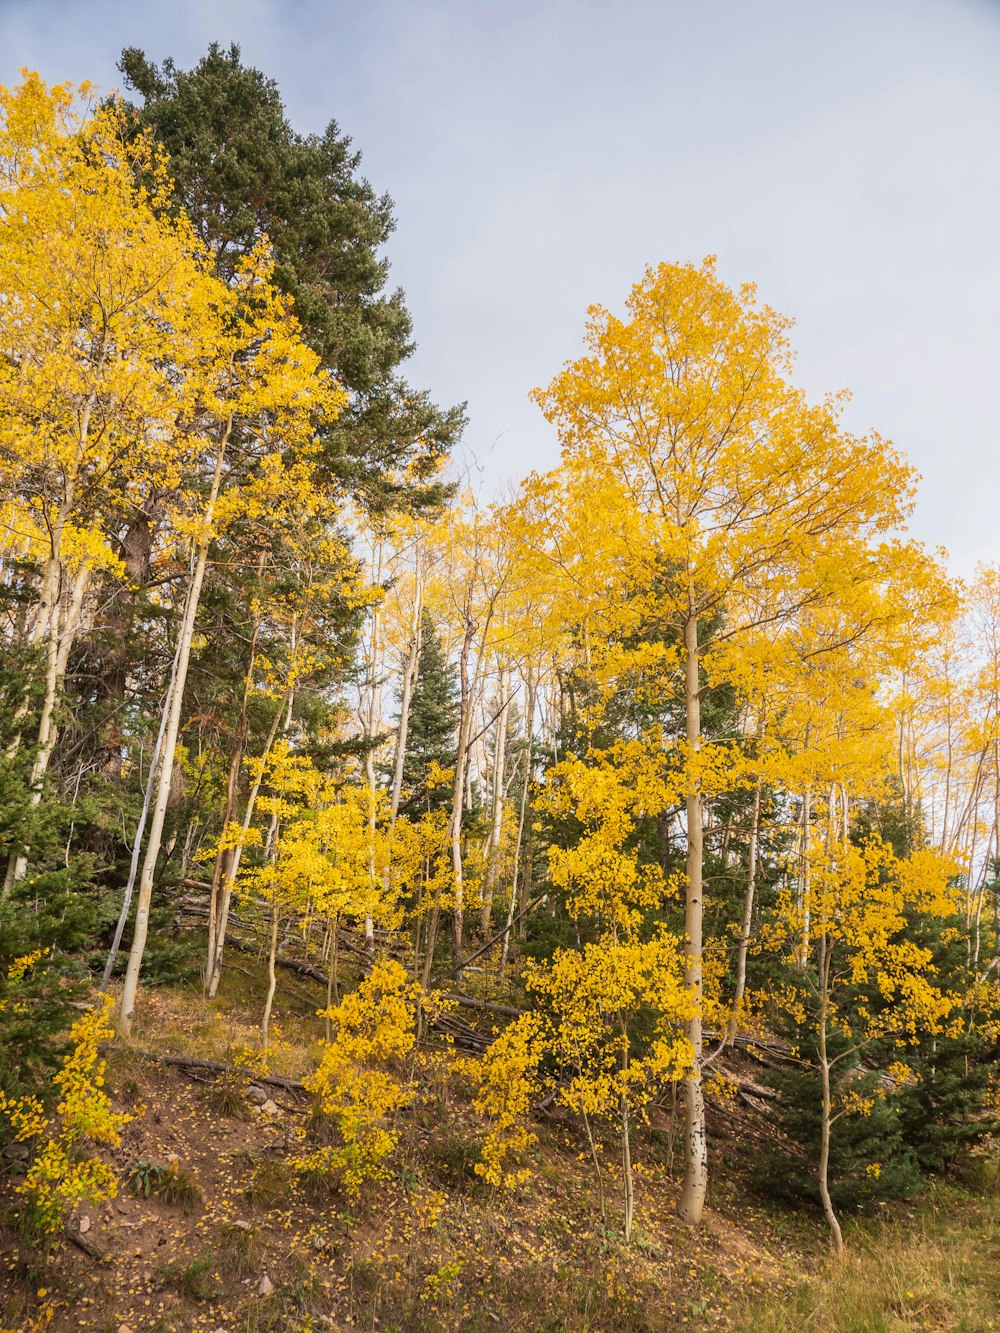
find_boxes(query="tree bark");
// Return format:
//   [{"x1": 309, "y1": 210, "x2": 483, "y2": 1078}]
[
  {"x1": 480, "y1": 664, "x2": 510, "y2": 936},
  {"x1": 261, "y1": 897, "x2": 279, "y2": 1051},
  {"x1": 727, "y1": 777, "x2": 761, "y2": 1046},
  {"x1": 817, "y1": 932, "x2": 844, "y2": 1254},
  {"x1": 678, "y1": 610, "x2": 707, "y2": 1225},
  {"x1": 389, "y1": 549, "x2": 423, "y2": 826},
  {"x1": 100, "y1": 638, "x2": 182, "y2": 989},
  {"x1": 206, "y1": 694, "x2": 289, "y2": 999},
  {"x1": 119, "y1": 425, "x2": 230, "y2": 1036},
  {"x1": 501, "y1": 664, "x2": 535, "y2": 976},
  {"x1": 449, "y1": 615, "x2": 477, "y2": 970}
]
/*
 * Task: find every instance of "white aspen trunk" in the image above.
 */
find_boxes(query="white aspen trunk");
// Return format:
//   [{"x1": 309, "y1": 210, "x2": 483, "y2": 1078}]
[
  {"x1": 119, "y1": 427, "x2": 230, "y2": 1036},
  {"x1": 363, "y1": 541, "x2": 385, "y2": 946},
  {"x1": 817, "y1": 933, "x2": 844, "y2": 1255},
  {"x1": 261, "y1": 897, "x2": 279, "y2": 1050},
  {"x1": 449, "y1": 617, "x2": 476, "y2": 968},
  {"x1": 207, "y1": 568, "x2": 264, "y2": 974},
  {"x1": 101, "y1": 621, "x2": 185, "y2": 990},
  {"x1": 678, "y1": 609, "x2": 707, "y2": 1225},
  {"x1": 4, "y1": 561, "x2": 92, "y2": 891},
  {"x1": 5, "y1": 384, "x2": 93, "y2": 770},
  {"x1": 940, "y1": 674, "x2": 954, "y2": 851},
  {"x1": 389, "y1": 551, "x2": 423, "y2": 826},
  {"x1": 727, "y1": 777, "x2": 761, "y2": 1046},
  {"x1": 206, "y1": 694, "x2": 289, "y2": 999},
  {"x1": 621, "y1": 1091, "x2": 634, "y2": 1243},
  {"x1": 799, "y1": 787, "x2": 812, "y2": 967},
  {"x1": 501, "y1": 663, "x2": 535, "y2": 975},
  {"x1": 480, "y1": 664, "x2": 510, "y2": 936}
]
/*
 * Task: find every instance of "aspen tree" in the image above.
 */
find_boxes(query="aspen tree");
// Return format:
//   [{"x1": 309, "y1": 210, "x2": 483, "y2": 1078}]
[
  {"x1": 118, "y1": 251, "x2": 343, "y2": 1035},
  {"x1": 534, "y1": 258, "x2": 920, "y2": 1223},
  {"x1": 771, "y1": 837, "x2": 958, "y2": 1251},
  {"x1": 0, "y1": 77, "x2": 207, "y2": 891}
]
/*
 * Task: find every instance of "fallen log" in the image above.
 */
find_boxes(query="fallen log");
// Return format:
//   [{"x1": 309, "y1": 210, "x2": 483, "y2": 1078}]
[{"x1": 125, "y1": 1049, "x2": 308, "y2": 1095}]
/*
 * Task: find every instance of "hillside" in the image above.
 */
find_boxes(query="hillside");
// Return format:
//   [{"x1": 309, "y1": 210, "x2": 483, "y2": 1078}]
[{"x1": 3, "y1": 942, "x2": 999, "y2": 1333}]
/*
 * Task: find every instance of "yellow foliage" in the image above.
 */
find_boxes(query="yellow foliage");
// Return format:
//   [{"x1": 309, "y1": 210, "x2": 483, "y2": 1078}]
[
  {"x1": 295, "y1": 960, "x2": 420, "y2": 1196},
  {"x1": 473, "y1": 1011, "x2": 548, "y2": 1188},
  {"x1": 0, "y1": 996, "x2": 134, "y2": 1234}
]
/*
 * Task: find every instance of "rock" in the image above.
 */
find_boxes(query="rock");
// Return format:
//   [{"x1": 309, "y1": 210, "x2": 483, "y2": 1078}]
[
  {"x1": 118, "y1": 1325, "x2": 134, "y2": 1333},
  {"x1": 246, "y1": 1084, "x2": 268, "y2": 1105},
  {"x1": 78, "y1": 1214, "x2": 91, "y2": 1234},
  {"x1": 260, "y1": 1098, "x2": 280, "y2": 1116},
  {"x1": 231, "y1": 1219, "x2": 252, "y2": 1231},
  {"x1": 257, "y1": 1274, "x2": 274, "y2": 1297}
]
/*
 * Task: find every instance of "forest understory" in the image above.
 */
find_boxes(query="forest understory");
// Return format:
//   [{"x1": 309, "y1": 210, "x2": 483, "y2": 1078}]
[{"x1": 3, "y1": 928, "x2": 999, "y2": 1333}]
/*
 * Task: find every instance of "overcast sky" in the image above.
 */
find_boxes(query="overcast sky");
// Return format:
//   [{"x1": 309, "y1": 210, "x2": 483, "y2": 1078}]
[{"x1": 2, "y1": 0, "x2": 998, "y2": 575}]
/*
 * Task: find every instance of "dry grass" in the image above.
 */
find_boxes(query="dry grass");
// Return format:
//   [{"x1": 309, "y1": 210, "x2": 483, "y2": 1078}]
[{"x1": 738, "y1": 1181, "x2": 1000, "y2": 1332}]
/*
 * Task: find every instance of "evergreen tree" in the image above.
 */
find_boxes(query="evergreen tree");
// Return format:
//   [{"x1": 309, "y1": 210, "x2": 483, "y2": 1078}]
[
  {"x1": 759, "y1": 1012, "x2": 922, "y2": 1212},
  {"x1": 117, "y1": 42, "x2": 464, "y2": 516},
  {"x1": 894, "y1": 908, "x2": 1000, "y2": 1174},
  {"x1": 0, "y1": 648, "x2": 97, "y2": 1114},
  {"x1": 400, "y1": 613, "x2": 459, "y2": 813}
]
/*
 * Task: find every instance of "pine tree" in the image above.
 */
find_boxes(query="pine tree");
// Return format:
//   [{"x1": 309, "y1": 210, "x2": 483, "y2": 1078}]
[{"x1": 117, "y1": 42, "x2": 464, "y2": 516}]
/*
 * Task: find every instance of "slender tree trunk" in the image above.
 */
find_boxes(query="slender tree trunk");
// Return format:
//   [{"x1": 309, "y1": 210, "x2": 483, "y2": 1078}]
[
  {"x1": 582, "y1": 1107, "x2": 607, "y2": 1226},
  {"x1": 622, "y1": 1094, "x2": 634, "y2": 1244},
  {"x1": 389, "y1": 551, "x2": 423, "y2": 826},
  {"x1": 207, "y1": 578, "x2": 263, "y2": 977},
  {"x1": 449, "y1": 617, "x2": 476, "y2": 970},
  {"x1": 325, "y1": 915, "x2": 340, "y2": 1039},
  {"x1": 817, "y1": 933, "x2": 844, "y2": 1255},
  {"x1": 728, "y1": 777, "x2": 761, "y2": 1046},
  {"x1": 261, "y1": 897, "x2": 279, "y2": 1051},
  {"x1": 480, "y1": 665, "x2": 510, "y2": 936},
  {"x1": 363, "y1": 540, "x2": 384, "y2": 946},
  {"x1": 799, "y1": 787, "x2": 812, "y2": 967},
  {"x1": 620, "y1": 1020, "x2": 634, "y2": 1242},
  {"x1": 678, "y1": 609, "x2": 707, "y2": 1225},
  {"x1": 501, "y1": 667, "x2": 535, "y2": 976},
  {"x1": 119, "y1": 426, "x2": 230, "y2": 1036},
  {"x1": 206, "y1": 695, "x2": 289, "y2": 999},
  {"x1": 421, "y1": 892, "x2": 441, "y2": 994},
  {"x1": 100, "y1": 635, "x2": 183, "y2": 989},
  {"x1": 4, "y1": 559, "x2": 90, "y2": 892}
]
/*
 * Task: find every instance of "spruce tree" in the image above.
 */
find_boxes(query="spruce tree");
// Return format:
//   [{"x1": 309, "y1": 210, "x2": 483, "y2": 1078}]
[
  {"x1": 0, "y1": 648, "x2": 97, "y2": 1113},
  {"x1": 400, "y1": 613, "x2": 460, "y2": 813}
]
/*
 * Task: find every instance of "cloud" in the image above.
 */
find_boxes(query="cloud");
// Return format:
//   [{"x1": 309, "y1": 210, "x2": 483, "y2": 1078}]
[{"x1": 3, "y1": 0, "x2": 998, "y2": 572}]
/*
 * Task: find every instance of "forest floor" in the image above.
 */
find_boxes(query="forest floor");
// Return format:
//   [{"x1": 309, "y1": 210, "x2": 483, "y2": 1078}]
[{"x1": 2, "y1": 940, "x2": 998, "y2": 1333}]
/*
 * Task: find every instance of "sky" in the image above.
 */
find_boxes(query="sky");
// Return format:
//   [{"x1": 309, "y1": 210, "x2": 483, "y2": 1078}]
[{"x1": 2, "y1": 0, "x2": 998, "y2": 575}]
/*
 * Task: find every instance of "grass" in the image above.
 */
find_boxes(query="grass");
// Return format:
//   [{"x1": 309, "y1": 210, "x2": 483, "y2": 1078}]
[
  {"x1": 127, "y1": 1157, "x2": 204, "y2": 1211},
  {"x1": 737, "y1": 1181, "x2": 1000, "y2": 1331},
  {"x1": 243, "y1": 1154, "x2": 293, "y2": 1209},
  {"x1": 159, "y1": 1250, "x2": 216, "y2": 1302},
  {"x1": 214, "y1": 1219, "x2": 266, "y2": 1278}
]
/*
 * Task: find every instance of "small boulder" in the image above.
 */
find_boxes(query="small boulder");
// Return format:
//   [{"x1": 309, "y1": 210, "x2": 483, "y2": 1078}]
[
  {"x1": 246, "y1": 1084, "x2": 268, "y2": 1105},
  {"x1": 260, "y1": 1098, "x2": 280, "y2": 1117},
  {"x1": 78, "y1": 1214, "x2": 91, "y2": 1234},
  {"x1": 257, "y1": 1274, "x2": 274, "y2": 1297}
]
